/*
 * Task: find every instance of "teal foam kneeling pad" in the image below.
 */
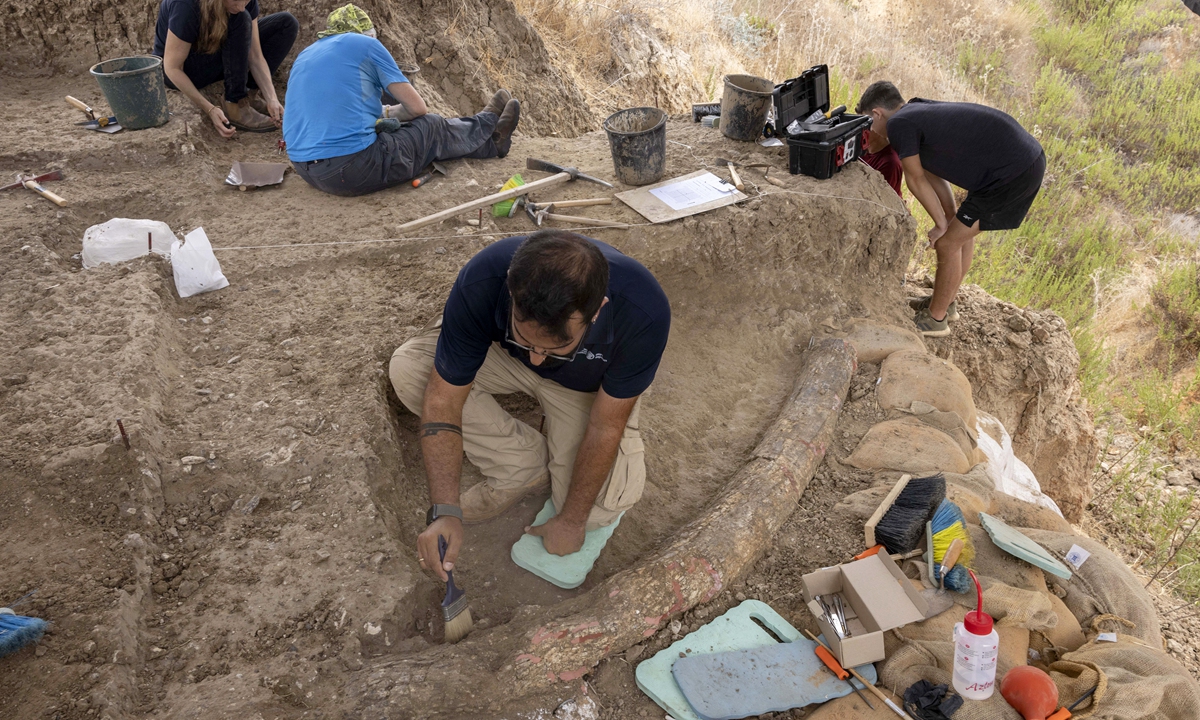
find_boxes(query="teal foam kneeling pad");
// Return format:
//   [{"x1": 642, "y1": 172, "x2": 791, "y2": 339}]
[{"x1": 510, "y1": 499, "x2": 622, "y2": 589}]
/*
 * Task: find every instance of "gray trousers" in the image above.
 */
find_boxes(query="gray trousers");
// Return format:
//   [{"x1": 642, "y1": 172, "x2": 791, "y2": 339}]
[{"x1": 294, "y1": 111, "x2": 499, "y2": 197}]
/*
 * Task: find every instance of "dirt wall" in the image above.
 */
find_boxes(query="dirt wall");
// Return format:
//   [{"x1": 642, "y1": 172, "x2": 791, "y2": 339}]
[{"x1": 0, "y1": 0, "x2": 595, "y2": 137}]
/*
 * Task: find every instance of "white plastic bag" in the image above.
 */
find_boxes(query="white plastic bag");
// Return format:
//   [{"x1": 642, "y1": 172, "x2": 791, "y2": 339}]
[
  {"x1": 82, "y1": 218, "x2": 174, "y2": 268},
  {"x1": 171, "y1": 228, "x2": 229, "y2": 298},
  {"x1": 976, "y1": 411, "x2": 1063, "y2": 517}
]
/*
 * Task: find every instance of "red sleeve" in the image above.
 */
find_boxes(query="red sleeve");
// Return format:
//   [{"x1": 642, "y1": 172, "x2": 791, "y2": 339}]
[{"x1": 862, "y1": 147, "x2": 904, "y2": 197}]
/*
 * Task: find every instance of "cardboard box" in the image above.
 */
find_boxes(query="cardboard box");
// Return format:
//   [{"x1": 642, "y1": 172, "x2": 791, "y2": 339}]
[{"x1": 801, "y1": 551, "x2": 928, "y2": 667}]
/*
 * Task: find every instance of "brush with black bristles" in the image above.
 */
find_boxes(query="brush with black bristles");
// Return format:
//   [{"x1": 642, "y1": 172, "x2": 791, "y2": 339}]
[
  {"x1": 438, "y1": 535, "x2": 474, "y2": 644},
  {"x1": 864, "y1": 473, "x2": 947, "y2": 555}
]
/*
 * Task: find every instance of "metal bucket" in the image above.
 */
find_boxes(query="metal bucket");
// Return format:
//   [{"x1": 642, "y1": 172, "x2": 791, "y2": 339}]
[
  {"x1": 720, "y1": 74, "x2": 774, "y2": 142},
  {"x1": 90, "y1": 55, "x2": 170, "y2": 130},
  {"x1": 603, "y1": 107, "x2": 667, "y2": 186}
]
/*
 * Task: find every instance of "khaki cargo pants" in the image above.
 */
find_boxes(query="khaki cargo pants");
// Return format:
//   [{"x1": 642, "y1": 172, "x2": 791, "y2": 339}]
[{"x1": 388, "y1": 320, "x2": 646, "y2": 530}]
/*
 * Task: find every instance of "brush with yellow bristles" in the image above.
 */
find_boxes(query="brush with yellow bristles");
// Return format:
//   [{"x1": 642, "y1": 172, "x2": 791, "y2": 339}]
[
  {"x1": 438, "y1": 535, "x2": 474, "y2": 644},
  {"x1": 931, "y1": 499, "x2": 974, "y2": 592}
]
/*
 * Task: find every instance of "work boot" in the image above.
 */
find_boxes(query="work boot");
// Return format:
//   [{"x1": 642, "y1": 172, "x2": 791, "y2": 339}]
[
  {"x1": 483, "y1": 89, "x2": 511, "y2": 116},
  {"x1": 460, "y1": 471, "x2": 549, "y2": 524},
  {"x1": 494, "y1": 98, "x2": 521, "y2": 159},
  {"x1": 223, "y1": 97, "x2": 276, "y2": 132},
  {"x1": 247, "y1": 88, "x2": 271, "y2": 116},
  {"x1": 908, "y1": 295, "x2": 960, "y2": 322},
  {"x1": 913, "y1": 308, "x2": 951, "y2": 338}
]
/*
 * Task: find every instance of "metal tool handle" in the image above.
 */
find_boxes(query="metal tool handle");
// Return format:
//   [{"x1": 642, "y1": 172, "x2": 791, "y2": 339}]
[{"x1": 804, "y1": 629, "x2": 912, "y2": 719}]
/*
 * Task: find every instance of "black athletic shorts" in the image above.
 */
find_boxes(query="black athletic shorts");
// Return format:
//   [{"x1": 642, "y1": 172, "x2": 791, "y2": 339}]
[{"x1": 955, "y1": 151, "x2": 1045, "y2": 231}]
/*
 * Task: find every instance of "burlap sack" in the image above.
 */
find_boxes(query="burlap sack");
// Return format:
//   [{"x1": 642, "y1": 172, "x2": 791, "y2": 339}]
[
  {"x1": 879, "y1": 350, "x2": 979, "y2": 432},
  {"x1": 1047, "y1": 636, "x2": 1200, "y2": 719},
  {"x1": 846, "y1": 417, "x2": 972, "y2": 474},
  {"x1": 840, "y1": 319, "x2": 927, "y2": 364}
]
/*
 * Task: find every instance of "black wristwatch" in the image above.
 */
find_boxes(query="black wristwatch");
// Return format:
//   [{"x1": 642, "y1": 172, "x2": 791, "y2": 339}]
[{"x1": 426, "y1": 504, "x2": 463, "y2": 526}]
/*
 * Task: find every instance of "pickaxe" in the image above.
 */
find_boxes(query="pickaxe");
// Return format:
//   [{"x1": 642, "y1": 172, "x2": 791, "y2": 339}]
[
  {"x1": 3, "y1": 172, "x2": 67, "y2": 206},
  {"x1": 396, "y1": 158, "x2": 613, "y2": 233}
]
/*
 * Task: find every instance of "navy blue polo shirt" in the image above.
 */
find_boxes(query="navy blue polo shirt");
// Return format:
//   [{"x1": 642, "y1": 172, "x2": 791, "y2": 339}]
[{"x1": 434, "y1": 236, "x2": 671, "y2": 398}]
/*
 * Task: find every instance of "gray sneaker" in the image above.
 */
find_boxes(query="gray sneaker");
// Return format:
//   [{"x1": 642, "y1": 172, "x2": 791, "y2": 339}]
[
  {"x1": 908, "y1": 295, "x2": 960, "y2": 322},
  {"x1": 913, "y1": 308, "x2": 951, "y2": 337}
]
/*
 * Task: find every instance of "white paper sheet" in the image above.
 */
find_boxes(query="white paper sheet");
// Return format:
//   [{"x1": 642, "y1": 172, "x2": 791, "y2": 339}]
[{"x1": 648, "y1": 172, "x2": 736, "y2": 210}]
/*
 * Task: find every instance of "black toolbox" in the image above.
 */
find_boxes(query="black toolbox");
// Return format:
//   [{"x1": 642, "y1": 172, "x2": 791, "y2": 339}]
[{"x1": 775, "y1": 65, "x2": 872, "y2": 178}]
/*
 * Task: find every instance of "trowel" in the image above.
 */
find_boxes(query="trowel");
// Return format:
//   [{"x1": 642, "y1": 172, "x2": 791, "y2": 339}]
[{"x1": 66, "y1": 96, "x2": 122, "y2": 133}]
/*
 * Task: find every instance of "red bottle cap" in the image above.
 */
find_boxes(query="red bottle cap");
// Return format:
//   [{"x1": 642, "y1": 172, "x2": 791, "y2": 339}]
[{"x1": 964, "y1": 569, "x2": 994, "y2": 635}]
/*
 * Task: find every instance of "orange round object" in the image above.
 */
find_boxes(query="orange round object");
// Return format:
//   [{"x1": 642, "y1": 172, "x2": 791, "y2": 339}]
[{"x1": 1000, "y1": 666, "x2": 1060, "y2": 720}]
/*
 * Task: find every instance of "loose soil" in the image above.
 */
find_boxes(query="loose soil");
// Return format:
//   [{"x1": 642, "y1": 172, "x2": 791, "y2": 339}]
[{"x1": 1, "y1": 74, "x2": 914, "y2": 718}]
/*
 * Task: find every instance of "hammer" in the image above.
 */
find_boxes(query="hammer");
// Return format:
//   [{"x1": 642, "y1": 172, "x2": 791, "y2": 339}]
[
  {"x1": 525, "y1": 201, "x2": 626, "y2": 228},
  {"x1": 3, "y1": 172, "x2": 67, "y2": 206}
]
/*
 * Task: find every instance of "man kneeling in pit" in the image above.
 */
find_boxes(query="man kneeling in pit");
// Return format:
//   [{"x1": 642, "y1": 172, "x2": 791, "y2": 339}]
[{"x1": 389, "y1": 231, "x2": 671, "y2": 579}]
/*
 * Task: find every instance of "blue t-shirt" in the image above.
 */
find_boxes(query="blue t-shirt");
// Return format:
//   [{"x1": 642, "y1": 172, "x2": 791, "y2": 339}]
[
  {"x1": 282, "y1": 33, "x2": 408, "y2": 162},
  {"x1": 435, "y1": 237, "x2": 671, "y2": 399},
  {"x1": 152, "y1": 0, "x2": 259, "y2": 56}
]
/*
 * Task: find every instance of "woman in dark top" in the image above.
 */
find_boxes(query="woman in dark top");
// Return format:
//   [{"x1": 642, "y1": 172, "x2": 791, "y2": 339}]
[{"x1": 152, "y1": 0, "x2": 298, "y2": 136}]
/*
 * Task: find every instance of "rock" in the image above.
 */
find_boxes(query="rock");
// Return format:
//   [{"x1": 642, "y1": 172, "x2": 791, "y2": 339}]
[
  {"x1": 177, "y1": 580, "x2": 199, "y2": 598},
  {"x1": 1031, "y1": 325, "x2": 1050, "y2": 343},
  {"x1": 209, "y1": 493, "x2": 231, "y2": 513},
  {"x1": 315, "y1": 550, "x2": 331, "y2": 564},
  {"x1": 241, "y1": 495, "x2": 261, "y2": 515},
  {"x1": 153, "y1": 581, "x2": 170, "y2": 595},
  {"x1": 839, "y1": 319, "x2": 926, "y2": 364},
  {"x1": 290, "y1": 500, "x2": 303, "y2": 511},
  {"x1": 1166, "y1": 470, "x2": 1197, "y2": 487},
  {"x1": 161, "y1": 563, "x2": 180, "y2": 580},
  {"x1": 2, "y1": 374, "x2": 28, "y2": 386},
  {"x1": 1007, "y1": 314, "x2": 1031, "y2": 332},
  {"x1": 1007, "y1": 332, "x2": 1032, "y2": 349},
  {"x1": 180, "y1": 456, "x2": 207, "y2": 466},
  {"x1": 1168, "y1": 639, "x2": 1183, "y2": 654},
  {"x1": 625, "y1": 644, "x2": 645, "y2": 662}
]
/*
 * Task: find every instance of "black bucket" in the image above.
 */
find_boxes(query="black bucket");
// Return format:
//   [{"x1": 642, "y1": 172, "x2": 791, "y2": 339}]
[
  {"x1": 720, "y1": 74, "x2": 773, "y2": 142},
  {"x1": 90, "y1": 55, "x2": 170, "y2": 130},
  {"x1": 603, "y1": 107, "x2": 667, "y2": 186}
]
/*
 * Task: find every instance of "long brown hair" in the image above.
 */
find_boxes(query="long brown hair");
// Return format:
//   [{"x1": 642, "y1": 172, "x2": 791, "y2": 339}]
[{"x1": 196, "y1": 0, "x2": 229, "y2": 54}]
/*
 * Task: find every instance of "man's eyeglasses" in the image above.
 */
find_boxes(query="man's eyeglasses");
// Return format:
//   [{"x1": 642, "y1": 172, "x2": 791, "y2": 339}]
[{"x1": 505, "y1": 312, "x2": 590, "y2": 362}]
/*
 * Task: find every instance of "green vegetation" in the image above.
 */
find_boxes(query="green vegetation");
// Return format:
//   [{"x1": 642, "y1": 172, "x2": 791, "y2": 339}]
[{"x1": 939, "y1": 0, "x2": 1200, "y2": 599}]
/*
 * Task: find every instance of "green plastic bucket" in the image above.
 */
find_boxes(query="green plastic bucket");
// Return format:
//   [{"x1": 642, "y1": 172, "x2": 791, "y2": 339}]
[{"x1": 90, "y1": 55, "x2": 170, "y2": 130}]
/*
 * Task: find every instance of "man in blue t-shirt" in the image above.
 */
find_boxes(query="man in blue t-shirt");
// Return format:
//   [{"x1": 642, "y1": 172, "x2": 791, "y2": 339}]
[
  {"x1": 283, "y1": 4, "x2": 520, "y2": 196},
  {"x1": 390, "y1": 231, "x2": 671, "y2": 576},
  {"x1": 857, "y1": 81, "x2": 1045, "y2": 337}
]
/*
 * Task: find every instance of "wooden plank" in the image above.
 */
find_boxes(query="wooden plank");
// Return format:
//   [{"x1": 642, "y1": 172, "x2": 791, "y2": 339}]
[
  {"x1": 396, "y1": 172, "x2": 571, "y2": 233},
  {"x1": 615, "y1": 170, "x2": 747, "y2": 224}
]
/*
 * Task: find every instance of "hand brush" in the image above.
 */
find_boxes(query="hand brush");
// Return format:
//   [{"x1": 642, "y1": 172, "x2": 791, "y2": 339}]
[
  {"x1": 0, "y1": 592, "x2": 48, "y2": 658},
  {"x1": 438, "y1": 535, "x2": 474, "y2": 644},
  {"x1": 865, "y1": 474, "x2": 947, "y2": 555},
  {"x1": 931, "y1": 499, "x2": 974, "y2": 592}
]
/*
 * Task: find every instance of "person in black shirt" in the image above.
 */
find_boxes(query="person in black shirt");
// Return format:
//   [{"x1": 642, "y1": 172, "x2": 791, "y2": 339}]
[
  {"x1": 857, "y1": 81, "x2": 1045, "y2": 337},
  {"x1": 389, "y1": 232, "x2": 671, "y2": 578},
  {"x1": 152, "y1": 0, "x2": 298, "y2": 135}
]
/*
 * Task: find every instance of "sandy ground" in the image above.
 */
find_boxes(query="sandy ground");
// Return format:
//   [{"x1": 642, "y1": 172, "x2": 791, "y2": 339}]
[{"x1": 1, "y1": 74, "x2": 916, "y2": 718}]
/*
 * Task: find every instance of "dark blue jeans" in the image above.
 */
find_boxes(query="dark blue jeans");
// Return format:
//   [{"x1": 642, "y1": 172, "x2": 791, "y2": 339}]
[
  {"x1": 164, "y1": 11, "x2": 298, "y2": 103},
  {"x1": 294, "y1": 112, "x2": 500, "y2": 197}
]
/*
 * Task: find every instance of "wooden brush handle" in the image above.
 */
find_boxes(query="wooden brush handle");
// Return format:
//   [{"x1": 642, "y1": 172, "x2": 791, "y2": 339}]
[
  {"x1": 941, "y1": 537, "x2": 964, "y2": 572},
  {"x1": 543, "y1": 197, "x2": 611, "y2": 208},
  {"x1": 23, "y1": 180, "x2": 67, "y2": 207}
]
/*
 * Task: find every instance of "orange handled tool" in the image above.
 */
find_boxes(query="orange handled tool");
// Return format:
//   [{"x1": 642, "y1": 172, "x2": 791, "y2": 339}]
[
  {"x1": 412, "y1": 172, "x2": 434, "y2": 188},
  {"x1": 804, "y1": 629, "x2": 911, "y2": 718},
  {"x1": 1047, "y1": 685, "x2": 1098, "y2": 720},
  {"x1": 813, "y1": 643, "x2": 874, "y2": 709}
]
